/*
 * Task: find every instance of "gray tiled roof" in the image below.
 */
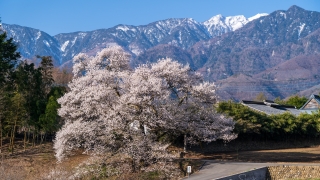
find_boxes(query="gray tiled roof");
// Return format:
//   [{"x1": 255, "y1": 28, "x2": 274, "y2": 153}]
[{"x1": 241, "y1": 100, "x2": 302, "y2": 116}]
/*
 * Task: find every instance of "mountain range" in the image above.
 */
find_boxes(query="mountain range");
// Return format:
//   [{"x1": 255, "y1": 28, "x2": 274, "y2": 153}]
[
  {"x1": 2, "y1": 5, "x2": 320, "y2": 101},
  {"x1": 2, "y1": 12, "x2": 266, "y2": 66}
]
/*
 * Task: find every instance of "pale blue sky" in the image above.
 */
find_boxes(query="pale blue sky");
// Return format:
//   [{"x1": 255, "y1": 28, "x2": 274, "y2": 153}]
[{"x1": 0, "y1": 0, "x2": 319, "y2": 36}]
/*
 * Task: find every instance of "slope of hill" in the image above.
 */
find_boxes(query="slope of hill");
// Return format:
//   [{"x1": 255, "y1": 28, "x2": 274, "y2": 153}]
[
  {"x1": 191, "y1": 5, "x2": 320, "y2": 81},
  {"x1": 217, "y1": 54, "x2": 320, "y2": 100},
  {"x1": 189, "y1": 5, "x2": 320, "y2": 100},
  {"x1": 132, "y1": 44, "x2": 194, "y2": 68},
  {"x1": 2, "y1": 24, "x2": 62, "y2": 66},
  {"x1": 53, "y1": 18, "x2": 211, "y2": 66}
]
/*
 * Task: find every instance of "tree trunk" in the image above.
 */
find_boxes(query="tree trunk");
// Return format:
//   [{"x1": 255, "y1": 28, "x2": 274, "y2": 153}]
[
  {"x1": 0, "y1": 121, "x2": 2, "y2": 154},
  {"x1": 32, "y1": 130, "x2": 36, "y2": 147},
  {"x1": 9, "y1": 130, "x2": 14, "y2": 153},
  {"x1": 9, "y1": 129, "x2": 13, "y2": 152},
  {"x1": 27, "y1": 128, "x2": 30, "y2": 143},
  {"x1": 40, "y1": 133, "x2": 45, "y2": 144},
  {"x1": 24, "y1": 130, "x2": 27, "y2": 151},
  {"x1": 11, "y1": 118, "x2": 17, "y2": 154},
  {"x1": 184, "y1": 134, "x2": 187, "y2": 153}
]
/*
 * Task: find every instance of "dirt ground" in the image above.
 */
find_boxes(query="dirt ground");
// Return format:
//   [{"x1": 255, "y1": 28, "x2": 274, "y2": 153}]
[
  {"x1": 0, "y1": 141, "x2": 90, "y2": 180},
  {"x1": 1, "y1": 141, "x2": 320, "y2": 179}
]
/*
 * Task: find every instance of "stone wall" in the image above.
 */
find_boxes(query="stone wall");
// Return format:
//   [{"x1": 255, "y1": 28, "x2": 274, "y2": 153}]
[
  {"x1": 216, "y1": 166, "x2": 320, "y2": 180},
  {"x1": 267, "y1": 166, "x2": 320, "y2": 180}
]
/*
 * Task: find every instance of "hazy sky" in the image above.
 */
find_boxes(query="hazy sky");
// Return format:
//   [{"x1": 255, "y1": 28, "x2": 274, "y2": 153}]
[{"x1": 1, "y1": 0, "x2": 319, "y2": 36}]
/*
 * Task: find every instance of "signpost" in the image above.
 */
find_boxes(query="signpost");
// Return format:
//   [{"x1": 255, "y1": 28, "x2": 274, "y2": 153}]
[{"x1": 187, "y1": 166, "x2": 191, "y2": 178}]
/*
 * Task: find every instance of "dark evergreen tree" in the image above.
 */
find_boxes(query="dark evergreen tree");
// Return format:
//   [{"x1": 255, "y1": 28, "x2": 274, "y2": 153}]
[
  {"x1": 0, "y1": 31, "x2": 21, "y2": 86},
  {"x1": 0, "y1": 21, "x2": 21, "y2": 152},
  {"x1": 38, "y1": 56, "x2": 54, "y2": 95},
  {"x1": 13, "y1": 61, "x2": 43, "y2": 146},
  {"x1": 39, "y1": 86, "x2": 66, "y2": 142}
]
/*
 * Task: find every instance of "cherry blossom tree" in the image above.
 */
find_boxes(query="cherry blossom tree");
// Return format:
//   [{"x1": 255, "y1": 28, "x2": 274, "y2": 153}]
[
  {"x1": 55, "y1": 47, "x2": 131, "y2": 161},
  {"x1": 123, "y1": 59, "x2": 236, "y2": 152},
  {"x1": 54, "y1": 46, "x2": 236, "y2": 169}
]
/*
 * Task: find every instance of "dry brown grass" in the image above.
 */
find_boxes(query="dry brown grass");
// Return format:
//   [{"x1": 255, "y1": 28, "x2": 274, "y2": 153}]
[
  {"x1": 3, "y1": 139, "x2": 320, "y2": 179},
  {"x1": 0, "y1": 140, "x2": 191, "y2": 179},
  {"x1": 0, "y1": 140, "x2": 90, "y2": 180}
]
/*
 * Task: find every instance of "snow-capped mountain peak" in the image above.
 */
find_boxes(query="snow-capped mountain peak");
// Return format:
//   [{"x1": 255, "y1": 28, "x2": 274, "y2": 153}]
[
  {"x1": 248, "y1": 13, "x2": 268, "y2": 21},
  {"x1": 203, "y1": 13, "x2": 268, "y2": 36},
  {"x1": 225, "y1": 15, "x2": 247, "y2": 31},
  {"x1": 203, "y1": 14, "x2": 225, "y2": 27}
]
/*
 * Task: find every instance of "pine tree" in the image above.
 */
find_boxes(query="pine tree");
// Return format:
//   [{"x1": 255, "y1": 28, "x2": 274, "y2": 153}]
[
  {"x1": 38, "y1": 56, "x2": 54, "y2": 95},
  {"x1": 7, "y1": 92, "x2": 27, "y2": 153},
  {"x1": 0, "y1": 31, "x2": 20, "y2": 86},
  {"x1": 39, "y1": 88, "x2": 64, "y2": 142},
  {"x1": 0, "y1": 21, "x2": 21, "y2": 152}
]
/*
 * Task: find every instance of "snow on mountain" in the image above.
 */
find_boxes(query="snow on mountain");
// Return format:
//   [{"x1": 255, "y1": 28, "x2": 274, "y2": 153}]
[
  {"x1": 248, "y1": 13, "x2": 269, "y2": 21},
  {"x1": 192, "y1": 5, "x2": 320, "y2": 100},
  {"x1": 203, "y1": 13, "x2": 268, "y2": 36},
  {"x1": 3, "y1": 5, "x2": 320, "y2": 101},
  {"x1": 225, "y1": 15, "x2": 248, "y2": 31},
  {"x1": 2, "y1": 12, "x2": 268, "y2": 67},
  {"x1": 54, "y1": 14, "x2": 269, "y2": 64},
  {"x1": 2, "y1": 24, "x2": 62, "y2": 65},
  {"x1": 54, "y1": 17, "x2": 211, "y2": 64}
]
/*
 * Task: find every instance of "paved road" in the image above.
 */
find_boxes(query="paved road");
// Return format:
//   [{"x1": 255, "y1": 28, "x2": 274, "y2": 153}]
[{"x1": 184, "y1": 160, "x2": 320, "y2": 180}]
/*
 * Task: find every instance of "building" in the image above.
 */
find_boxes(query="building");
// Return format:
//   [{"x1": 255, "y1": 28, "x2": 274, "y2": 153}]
[
  {"x1": 242, "y1": 94, "x2": 320, "y2": 116},
  {"x1": 299, "y1": 94, "x2": 320, "y2": 114},
  {"x1": 241, "y1": 100, "x2": 301, "y2": 116}
]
